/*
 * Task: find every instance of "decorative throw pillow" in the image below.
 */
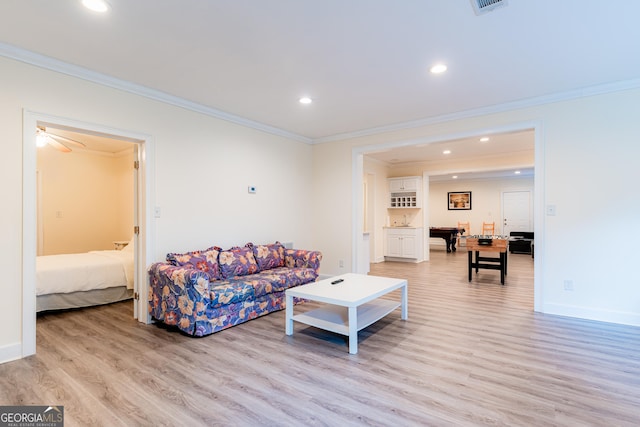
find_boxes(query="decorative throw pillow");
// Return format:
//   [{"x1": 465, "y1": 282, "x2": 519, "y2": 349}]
[
  {"x1": 166, "y1": 246, "x2": 222, "y2": 280},
  {"x1": 251, "y1": 241, "x2": 285, "y2": 271},
  {"x1": 219, "y1": 246, "x2": 259, "y2": 278}
]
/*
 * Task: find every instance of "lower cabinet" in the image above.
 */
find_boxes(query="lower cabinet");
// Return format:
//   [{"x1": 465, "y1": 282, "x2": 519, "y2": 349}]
[{"x1": 384, "y1": 227, "x2": 424, "y2": 262}]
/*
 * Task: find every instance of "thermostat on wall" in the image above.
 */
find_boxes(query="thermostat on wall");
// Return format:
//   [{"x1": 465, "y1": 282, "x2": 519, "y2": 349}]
[{"x1": 248, "y1": 186, "x2": 257, "y2": 194}]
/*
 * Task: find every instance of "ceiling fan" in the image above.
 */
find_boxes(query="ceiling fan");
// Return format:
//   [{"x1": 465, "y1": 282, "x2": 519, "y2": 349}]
[{"x1": 36, "y1": 126, "x2": 87, "y2": 153}]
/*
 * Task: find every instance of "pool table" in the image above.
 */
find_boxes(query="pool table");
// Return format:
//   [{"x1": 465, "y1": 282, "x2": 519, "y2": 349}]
[{"x1": 429, "y1": 227, "x2": 464, "y2": 252}]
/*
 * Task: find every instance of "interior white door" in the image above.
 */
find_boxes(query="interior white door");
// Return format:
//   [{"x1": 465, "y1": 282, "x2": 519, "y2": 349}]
[
  {"x1": 502, "y1": 190, "x2": 532, "y2": 236},
  {"x1": 133, "y1": 144, "x2": 140, "y2": 320}
]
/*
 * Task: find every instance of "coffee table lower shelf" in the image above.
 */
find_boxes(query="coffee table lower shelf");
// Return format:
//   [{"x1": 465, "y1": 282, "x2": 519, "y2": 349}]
[{"x1": 291, "y1": 299, "x2": 401, "y2": 336}]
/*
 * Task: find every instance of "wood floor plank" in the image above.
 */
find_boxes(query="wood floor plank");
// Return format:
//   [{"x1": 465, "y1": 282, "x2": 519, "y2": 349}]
[{"x1": 1, "y1": 250, "x2": 640, "y2": 426}]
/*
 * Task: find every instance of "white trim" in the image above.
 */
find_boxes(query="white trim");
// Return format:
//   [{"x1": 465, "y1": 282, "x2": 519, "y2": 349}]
[
  {"x1": 22, "y1": 113, "x2": 38, "y2": 356},
  {"x1": 21, "y1": 111, "x2": 155, "y2": 358},
  {"x1": 0, "y1": 343, "x2": 22, "y2": 365},
  {"x1": 4, "y1": 42, "x2": 640, "y2": 147},
  {"x1": 533, "y1": 121, "x2": 545, "y2": 313},
  {"x1": 351, "y1": 153, "x2": 364, "y2": 273},
  {"x1": 1, "y1": 42, "x2": 311, "y2": 145},
  {"x1": 542, "y1": 303, "x2": 640, "y2": 327}
]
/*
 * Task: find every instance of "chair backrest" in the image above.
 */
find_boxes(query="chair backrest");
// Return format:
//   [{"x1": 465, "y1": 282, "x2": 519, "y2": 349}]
[
  {"x1": 482, "y1": 221, "x2": 495, "y2": 235},
  {"x1": 457, "y1": 221, "x2": 470, "y2": 236}
]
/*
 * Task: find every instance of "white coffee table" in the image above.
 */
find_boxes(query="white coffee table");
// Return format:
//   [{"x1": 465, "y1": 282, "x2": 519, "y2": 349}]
[{"x1": 285, "y1": 273, "x2": 408, "y2": 354}]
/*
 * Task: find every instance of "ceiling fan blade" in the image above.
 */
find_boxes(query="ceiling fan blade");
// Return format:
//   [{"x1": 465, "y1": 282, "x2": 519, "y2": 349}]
[
  {"x1": 47, "y1": 137, "x2": 72, "y2": 153},
  {"x1": 48, "y1": 133, "x2": 87, "y2": 148}
]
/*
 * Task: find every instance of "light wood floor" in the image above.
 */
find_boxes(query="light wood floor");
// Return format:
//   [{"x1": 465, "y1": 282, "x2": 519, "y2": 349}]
[{"x1": 3, "y1": 249, "x2": 640, "y2": 426}]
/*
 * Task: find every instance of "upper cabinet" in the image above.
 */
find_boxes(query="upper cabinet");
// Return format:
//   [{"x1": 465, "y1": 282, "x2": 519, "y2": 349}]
[
  {"x1": 388, "y1": 176, "x2": 422, "y2": 208},
  {"x1": 389, "y1": 177, "x2": 419, "y2": 192}
]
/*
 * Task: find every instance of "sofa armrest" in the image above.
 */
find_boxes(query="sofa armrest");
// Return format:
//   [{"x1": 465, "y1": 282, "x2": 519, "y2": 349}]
[
  {"x1": 284, "y1": 249, "x2": 323, "y2": 275},
  {"x1": 148, "y1": 262, "x2": 210, "y2": 297},
  {"x1": 147, "y1": 263, "x2": 211, "y2": 328}
]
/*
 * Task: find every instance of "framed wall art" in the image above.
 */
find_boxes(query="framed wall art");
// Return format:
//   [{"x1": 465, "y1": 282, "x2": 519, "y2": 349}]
[{"x1": 448, "y1": 191, "x2": 472, "y2": 210}]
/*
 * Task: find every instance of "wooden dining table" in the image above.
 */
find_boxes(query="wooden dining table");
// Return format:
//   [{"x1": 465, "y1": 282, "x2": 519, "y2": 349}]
[{"x1": 466, "y1": 237, "x2": 508, "y2": 285}]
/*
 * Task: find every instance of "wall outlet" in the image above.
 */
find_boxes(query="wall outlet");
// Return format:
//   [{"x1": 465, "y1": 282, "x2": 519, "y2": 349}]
[
  {"x1": 339, "y1": 260, "x2": 344, "y2": 268},
  {"x1": 563, "y1": 280, "x2": 574, "y2": 291}
]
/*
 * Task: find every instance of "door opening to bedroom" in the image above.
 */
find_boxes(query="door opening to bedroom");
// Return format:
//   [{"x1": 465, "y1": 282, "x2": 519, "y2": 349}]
[{"x1": 35, "y1": 124, "x2": 141, "y2": 316}]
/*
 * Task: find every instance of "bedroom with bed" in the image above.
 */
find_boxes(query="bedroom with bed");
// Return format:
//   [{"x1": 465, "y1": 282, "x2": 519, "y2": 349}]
[{"x1": 36, "y1": 126, "x2": 136, "y2": 313}]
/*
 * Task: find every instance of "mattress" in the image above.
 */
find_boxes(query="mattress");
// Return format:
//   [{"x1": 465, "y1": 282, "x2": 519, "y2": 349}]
[{"x1": 36, "y1": 250, "x2": 134, "y2": 296}]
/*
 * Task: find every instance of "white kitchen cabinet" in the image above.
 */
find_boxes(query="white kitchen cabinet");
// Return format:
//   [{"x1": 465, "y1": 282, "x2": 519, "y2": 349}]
[
  {"x1": 388, "y1": 176, "x2": 422, "y2": 208},
  {"x1": 383, "y1": 227, "x2": 424, "y2": 262},
  {"x1": 389, "y1": 177, "x2": 419, "y2": 192}
]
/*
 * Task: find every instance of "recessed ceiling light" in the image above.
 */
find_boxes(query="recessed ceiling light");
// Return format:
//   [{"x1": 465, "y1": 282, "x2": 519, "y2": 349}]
[
  {"x1": 452, "y1": 175, "x2": 458, "y2": 179},
  {"x1": 480, "y1": 137, "x2": 490, "y2": 142},
  {"x1": 299, "y1": 97, "x2": 312, "y2": 104},
  {"x1": 430, "y1": 64, "x2": 447, "y2": 74},
  {"x1": 515, "y1": 170, "x2": 521, "y2": 174},
  {"x1": 443, "y1": 150, "x2": 451, "y2": 154},
  {"x1": 82, "y1": 0, "x2": 110, "y2": 12}
]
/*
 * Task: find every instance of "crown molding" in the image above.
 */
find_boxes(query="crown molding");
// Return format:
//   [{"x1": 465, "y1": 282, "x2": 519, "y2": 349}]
[
  {"x1": 4, "y1": 42, "x2": 640, "y2": 147},
  {"x1": 312, "y1": 77, "x2": 640, "y2": 144},
  {"x1": 0, "y1": 42, "x2": 313, "y2": 145}
]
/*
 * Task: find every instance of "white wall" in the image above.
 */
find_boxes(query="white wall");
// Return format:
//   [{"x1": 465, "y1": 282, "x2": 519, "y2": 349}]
[
  {"x1": 0, "y1": 56, "x2": 314, "y2": 363},
  {"x1": 428, "y1": 177, "x2": 534, "y2": 236},
  {"x1": 37, "y1": 146, "x2": 134, "y2": 254},
  {"x1": 313, "y1": 87, "x2": 640, "y2": 327}
]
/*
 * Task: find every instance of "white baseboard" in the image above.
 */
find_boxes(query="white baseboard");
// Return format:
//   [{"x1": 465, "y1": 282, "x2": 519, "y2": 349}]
[
  {"x1": 542, "y1": 303, "x2": 640, "y2": 327},
  {"x1": 0, "y1": 342, "x2": 23, "y2": 365}
]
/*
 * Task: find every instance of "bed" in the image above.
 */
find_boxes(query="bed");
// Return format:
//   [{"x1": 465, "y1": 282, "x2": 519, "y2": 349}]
[{"x1": 36, "y1": 241, "x2": 135, "y2": 312}]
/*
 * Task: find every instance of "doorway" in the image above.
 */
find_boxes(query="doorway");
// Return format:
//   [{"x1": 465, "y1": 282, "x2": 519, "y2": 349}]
[
  {"x1": 22, "y1": 111, "x2": 155, "y2": 357},
  {"x1": 352, "y1": 121, "x2": 543, "y2": 312}
]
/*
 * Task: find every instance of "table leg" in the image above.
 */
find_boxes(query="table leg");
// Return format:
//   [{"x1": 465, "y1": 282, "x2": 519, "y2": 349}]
[
  {"x1": 504, "y1": 250, "x2": 508, "y2": 275},
  {"x1": 285, "y1": 292, "x2": 294, "y2": 335},
  {"x1": 451, "y1": 235, "x2": 457, "y2": 252},
  {"x1": 445, "y1": 237, "x2": 452, "y2": 253},
  {"x1": 500, "y1": 252, "x2": 505, "y2": 285},
  {"x1": 468, "y1": 250, "x2": 473, "y2": 281},
  {"x1": 401, "y1": 283, "x2": 408, "y2": 320},
  {"x1": 348, "y1": 306, "x2": 358, "y2": 354},
  {"x1": 475, "y1": 251, "x2": 480, "y2": 273}
]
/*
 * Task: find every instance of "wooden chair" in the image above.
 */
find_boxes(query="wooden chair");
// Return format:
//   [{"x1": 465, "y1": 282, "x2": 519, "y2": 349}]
[
  {"x1": 457, "y1": 221, "x2": 470, "y2": 248},
  {"x1": 482, "y1": 221, "x2": 495, "y2": 236}
]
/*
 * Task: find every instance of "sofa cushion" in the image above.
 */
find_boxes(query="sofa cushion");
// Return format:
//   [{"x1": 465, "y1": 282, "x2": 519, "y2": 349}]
[
  {"x1": 233, "y1": 267, "x2": 318, "y2": 298},
  {"x1": 219, "y1": 246, "x2": 259, "y2": 278},
  {"x1": 250, "y1": 242, "x2": 285, "y2": 271},
  {"x1": 207, "y1": 280, "x2": 255, "y2": 308},
  {"x1": 166, "y1": 246, "x2": 222, "y2": 280}
]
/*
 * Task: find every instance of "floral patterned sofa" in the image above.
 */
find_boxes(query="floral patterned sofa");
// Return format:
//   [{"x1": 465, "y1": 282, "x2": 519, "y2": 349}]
[{"x1": 148, "y1": 242, "x2": 322, "y2": 336}]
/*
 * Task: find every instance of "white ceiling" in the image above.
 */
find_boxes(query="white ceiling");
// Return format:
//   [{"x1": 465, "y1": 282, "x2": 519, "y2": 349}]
[
  {"x1": 2, "y1": 0, "x2": 640, "y2": 143},
  {"x1": 366, "y1": 128, "x2": 535, "y2": 180},
  {"x1": 2, "y1": 1, "x2": 639, "y2": 170}
]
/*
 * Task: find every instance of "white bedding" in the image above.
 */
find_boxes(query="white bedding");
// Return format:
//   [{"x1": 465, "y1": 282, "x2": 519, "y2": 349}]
[{"x1": 36, "y1": 250, "x2": 134, "y2": 296}]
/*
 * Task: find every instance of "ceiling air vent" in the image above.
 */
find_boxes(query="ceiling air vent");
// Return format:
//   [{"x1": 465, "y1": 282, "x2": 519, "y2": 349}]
[{"x1": 471, "y1": 0, "x2": 508, "y2": 15}]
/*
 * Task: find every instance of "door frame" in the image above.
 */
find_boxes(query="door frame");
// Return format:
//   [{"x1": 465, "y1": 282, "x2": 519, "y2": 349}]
[
  {"x1": 22, "y1": 110, "x2": 155, "y2": 357},
  {"x1": 352, "y1": 120, "x2": 544, "y2": 312}
]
